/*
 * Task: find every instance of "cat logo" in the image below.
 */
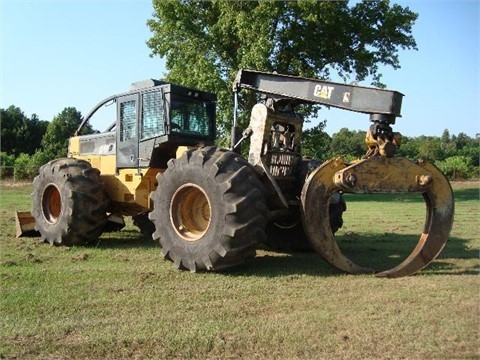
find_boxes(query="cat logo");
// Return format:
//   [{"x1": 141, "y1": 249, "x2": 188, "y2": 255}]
[
  {"x1": 342, "y1": 92, "x2": 351, "y2": 103},
  {"x1": 313, "y1": 85, "x2": 334, "y2": 100}
]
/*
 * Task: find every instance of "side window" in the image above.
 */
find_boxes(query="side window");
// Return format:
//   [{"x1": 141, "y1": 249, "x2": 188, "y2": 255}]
[
  {"x1": 141, "y1": 91, "x2": 164, "y2": 140},
  {"x1": 170, "y1": 97, "x2": 212, "y2": 136},
  {"x1": 188, "y1": 102, "x2": 209, "y2": 134},
  {"x1": 120, "y1": 100, "x2": 136, "y2": 141}
]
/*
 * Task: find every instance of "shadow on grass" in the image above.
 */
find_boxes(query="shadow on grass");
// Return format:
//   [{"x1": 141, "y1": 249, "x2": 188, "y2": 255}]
[
  {"x1": 343, "y1": 187, "x2": 478, "y2": 203},
  {"x1": 230, "y1": 233, "x2": 478, "y2": 278},
  {"x1": 452, "y1": 187, "x2": 479, "y2": 201},
  {"x1": 79, "y1": 229, "x2": 477, "y2": 278},
  {"x1": 343, "y1": 193, "x2": 424, "y2": 203},
  {"x1": 336, "y1": 233, "x2": 478, "y2": 276},
  {"x1": 91, "y1": 230, "x2": 158, "y2": 250}
]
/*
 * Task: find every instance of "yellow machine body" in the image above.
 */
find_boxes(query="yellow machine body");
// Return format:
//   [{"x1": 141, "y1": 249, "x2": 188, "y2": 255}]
[{"x1": 68, "y1": 135, "x2": 191, "y2": 214}]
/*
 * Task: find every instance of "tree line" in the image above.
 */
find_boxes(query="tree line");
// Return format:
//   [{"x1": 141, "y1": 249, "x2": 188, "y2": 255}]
[
  {"x1": 1, "y1": 104, "x2": 478, "y2": 181},
  {"x1": 302, "y1": 123, "x2": 479, "y2": 180},
  {"x1": 0, "y1": 105, "x2": 93, "y2": 179}
]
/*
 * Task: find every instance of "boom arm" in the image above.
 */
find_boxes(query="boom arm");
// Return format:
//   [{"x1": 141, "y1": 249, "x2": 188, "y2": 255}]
[{"x1": 233, "y1": 69, "x2": 403, "y2": 124}]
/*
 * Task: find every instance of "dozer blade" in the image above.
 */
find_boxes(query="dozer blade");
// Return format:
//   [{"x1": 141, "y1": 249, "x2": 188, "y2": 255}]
[
  {"x1": 15, "y1": 211, "x2": 40, "y2": 238},
  {"x1": 300, "y1": 156, "x2": 454, "y2": 278}
]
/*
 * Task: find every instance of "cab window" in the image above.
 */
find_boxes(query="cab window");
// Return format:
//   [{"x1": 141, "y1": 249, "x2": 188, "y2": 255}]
[{"x1": 170, "y1": 96, "x2": 212, "y2": 137}]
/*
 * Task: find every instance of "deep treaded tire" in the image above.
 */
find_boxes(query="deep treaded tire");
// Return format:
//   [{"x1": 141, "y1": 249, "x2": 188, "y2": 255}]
[
  {"x1": 149, "y1": 146, "x2": 268, "y2": 271},
  {"x1": 31, "y1": 158, "x2": 109, "y2": 246}
]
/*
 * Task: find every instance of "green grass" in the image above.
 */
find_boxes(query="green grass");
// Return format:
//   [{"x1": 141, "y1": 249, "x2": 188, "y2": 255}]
[{"x1": 1, "y1": 181, "x2": 479, "y2": 359}]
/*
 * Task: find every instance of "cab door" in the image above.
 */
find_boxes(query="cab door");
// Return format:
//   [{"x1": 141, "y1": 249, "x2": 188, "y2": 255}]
[{"x1": 116, "y1": 94, "x2": 139, "y2": 169}]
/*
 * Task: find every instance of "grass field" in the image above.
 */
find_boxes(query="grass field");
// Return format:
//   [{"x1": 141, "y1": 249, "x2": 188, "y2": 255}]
[{"x1": 0, "y1": 181, "x2": 478, "y2": 359}]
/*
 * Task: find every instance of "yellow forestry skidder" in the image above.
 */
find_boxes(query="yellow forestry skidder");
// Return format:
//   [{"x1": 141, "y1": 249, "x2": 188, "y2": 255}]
[{"x1": 16, "y1": 70, "x2": 454, "y2": 277}]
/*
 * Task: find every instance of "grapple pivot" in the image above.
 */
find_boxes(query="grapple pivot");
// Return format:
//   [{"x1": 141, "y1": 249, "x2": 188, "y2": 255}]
[{"x1": 301, "y1": 156, "x2": 454, "y2": 278}]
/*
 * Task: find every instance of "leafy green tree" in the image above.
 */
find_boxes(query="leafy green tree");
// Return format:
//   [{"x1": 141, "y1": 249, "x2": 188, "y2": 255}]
[
  {"x1": 11, "y1": 151, "x2": 51, "y2": 180},
  {"x1": 13, "y1": 153, "x2": 32, "y2": 180},
  {"x1": 330, "y1": 128, "x2": 366, "y2": 159},
  {"x1": 41, "y1": 107, "x2": 92, "y2": 159},
  {"x1": 0, "y1": 106, "x2": 48, "y2": 156},
  {"x1": 440, "y1": 129, "x2": 457, "y2": 159},
  {"x1": 441, "y1": 129, "x2": 451, "y2": 144},
  {"x1": 452, "y1": 133, "x2": 479, "y2": 167},
  {"x1": 0, "y1": 152, "x2": 15, "y2": 178},
  {"x1": 147, "y1": 0, "x2": 418, "y2": 142},
  {"x1": 457, "y1": 137, "x2": 480, "y2": 167},
  {"x1": 18, "y1": 151, "x2": 51, "y2": 180},
  {"x1": 0, "y1": 152, "x2": 15, "y2": 166},
  {"x1": 397, "y1": 135, "x2": 420, "y2": 160},
  {"x1": 398, "y1": 132, "x2": 478, "y2": 178},
  {"x1": 452, "y1": 132, "x2": 470, "y2": 151},
  {"x1": 28, "y1": 150, "x2": 50, "y2": 170},
  {"x1": 25, "y1": 114, "x2": 49, "y2": 155},
  {"x1": 301, "y1": 121, "x2": 332, "y2": 160},
  {"x1": 436, "y1": 156, "x2": 473, "y2": 180},
  {"x1": 1, "y1": 106, "x2": 25, "y2": 155},
  {"x1": 417, "y1": 136, "x2": 443, "y2": 162}
]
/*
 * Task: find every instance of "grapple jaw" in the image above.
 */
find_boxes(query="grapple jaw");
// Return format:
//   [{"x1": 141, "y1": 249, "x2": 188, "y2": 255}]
[{"x1": 300, "y1": 156, "x2": 454, "y2": 278}]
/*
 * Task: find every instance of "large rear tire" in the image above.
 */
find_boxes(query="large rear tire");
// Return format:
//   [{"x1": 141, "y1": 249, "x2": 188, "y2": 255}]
[
  {"x1": 31, "y1": 158, "x2": 109, "y2": 246},
  {"x1": 149, "y1": 147, "x2": 268, "y2": 271}
]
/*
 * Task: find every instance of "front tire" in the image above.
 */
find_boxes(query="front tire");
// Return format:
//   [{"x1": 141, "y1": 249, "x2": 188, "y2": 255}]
[
  {"x1": 31, "y1": 158, "x2": 109, "y2": 246},
  {"x1": 149, "y1": 147, "x2": 268, "y2": 271}
]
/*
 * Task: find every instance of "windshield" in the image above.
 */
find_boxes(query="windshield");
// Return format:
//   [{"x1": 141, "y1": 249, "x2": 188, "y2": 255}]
[{"x1": 170, "y1": 96, "x2": 213, "y2": 137}]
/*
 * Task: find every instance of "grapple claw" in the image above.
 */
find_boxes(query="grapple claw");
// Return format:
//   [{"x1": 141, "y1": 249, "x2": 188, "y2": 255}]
[
  {"x1": 300, "y1": 156, "x2": 454, "y2": 278},
  {"x1": 300, "y1": 157, "x2": 374, "y2": 275},
  {"x1": 373, "y1": 160, "x2": 454, "y2": 278}
]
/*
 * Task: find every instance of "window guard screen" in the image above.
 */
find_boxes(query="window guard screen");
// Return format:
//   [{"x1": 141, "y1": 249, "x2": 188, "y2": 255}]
[
  {"x1": 141, "y1": 91, "x2": 164, "y2": 140},
  {"x1": 120, "y1": 100, "x2": 136, "y2": 142}
]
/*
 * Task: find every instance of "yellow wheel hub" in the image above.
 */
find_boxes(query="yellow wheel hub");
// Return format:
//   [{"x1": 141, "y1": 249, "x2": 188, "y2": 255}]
[{"x1": 170, "y1": 184, "x2": 212, "y2": 242}]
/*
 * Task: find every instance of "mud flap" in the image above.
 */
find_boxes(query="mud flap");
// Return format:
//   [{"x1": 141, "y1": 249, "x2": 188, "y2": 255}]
[
  {"x1": 15, "y1": 211, "x2": 40, "y2": 238},
  {"x1": 300, "y1": 156, "x2": 454, "y2": 278}
]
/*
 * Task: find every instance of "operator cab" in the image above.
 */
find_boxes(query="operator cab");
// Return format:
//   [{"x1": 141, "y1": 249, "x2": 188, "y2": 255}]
[{"x1": 73, "y1": 80, "x2": 216, "y2": 170}]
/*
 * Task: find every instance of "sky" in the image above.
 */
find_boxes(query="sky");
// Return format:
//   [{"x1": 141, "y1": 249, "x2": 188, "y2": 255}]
[{"x1": 1, "y1": 0, "x2": 479, "y2": 138}]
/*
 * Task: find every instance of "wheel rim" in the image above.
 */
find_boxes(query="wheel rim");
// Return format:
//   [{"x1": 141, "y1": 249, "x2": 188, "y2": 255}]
[
  {"x1": 42, "y1": 184, "x2": 61, "y2": 223},
  {"x1": 170, "y1": 184, "x2": 211, "y2": 242}
]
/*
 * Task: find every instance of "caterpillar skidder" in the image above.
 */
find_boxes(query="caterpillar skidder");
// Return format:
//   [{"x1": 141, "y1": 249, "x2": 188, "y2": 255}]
[{"x1": 16, "y1": 69, "x2": 454, "y2": 277}]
